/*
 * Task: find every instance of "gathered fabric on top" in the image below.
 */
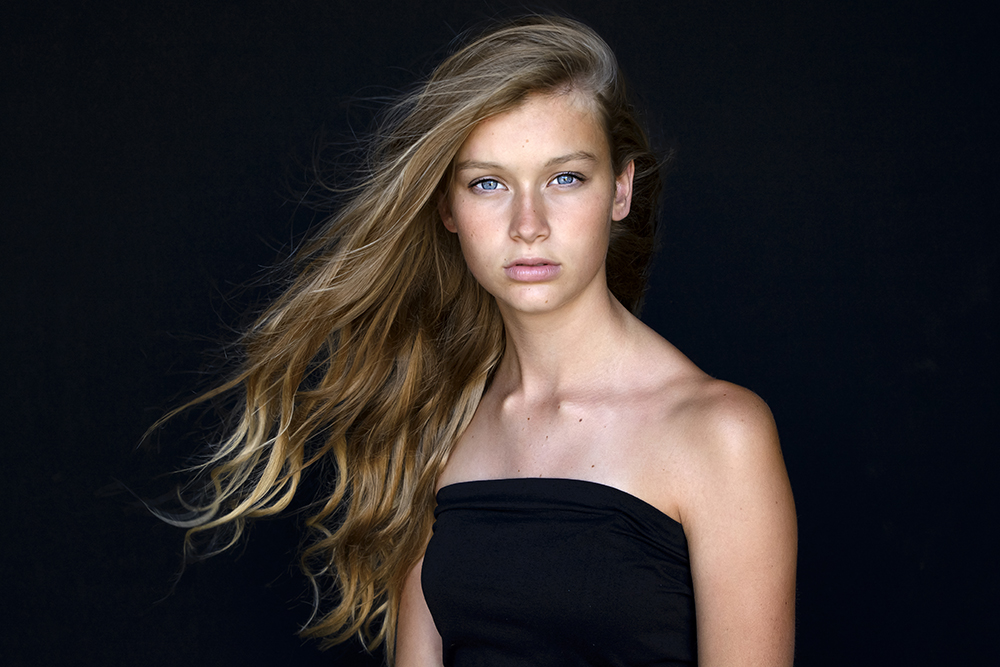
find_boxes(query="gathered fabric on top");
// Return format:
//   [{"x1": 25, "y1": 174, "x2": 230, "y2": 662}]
[{"x1": 421, "y1": 477, "x2": 697, "y2": 667}]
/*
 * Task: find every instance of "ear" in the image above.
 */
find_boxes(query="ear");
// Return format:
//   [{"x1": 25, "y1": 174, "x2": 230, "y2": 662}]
[
  {"x1": 438, "y1": 189, "x2": 457, "y2": 233},
  {"x1": 612, "y1": 160, "x2": 635, "y2": 222}
]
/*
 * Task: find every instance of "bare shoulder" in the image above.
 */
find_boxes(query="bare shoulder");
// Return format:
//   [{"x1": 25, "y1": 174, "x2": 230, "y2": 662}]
[
  {"x1": 676, "y1": 379, "x2": 780, "y2": 463},
  {"x1": 660, "y1": 376, "x2": 797, "y2": 665},
  {"x1": 660, "y1": 376, "x2": 789, "y2": 517},
  {"x1": 625, "y1": 328, "x2": 779, "y2": 469},
  {"x1": 619, "y1": 330, "x2": 784, "y2": 520}
]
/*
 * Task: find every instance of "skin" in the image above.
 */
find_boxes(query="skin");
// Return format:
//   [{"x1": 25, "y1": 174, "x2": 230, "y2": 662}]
[{"x1": 396, "y1": 91, "x2": 797, "y2": 666}]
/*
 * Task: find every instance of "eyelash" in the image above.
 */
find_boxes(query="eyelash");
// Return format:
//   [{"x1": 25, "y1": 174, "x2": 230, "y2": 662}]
[
  {"x1": 468, "y1": 172, "x2": 586, "y2": 191},
  {"x1": 470, "y1": 178, "x2": 502, "y2": 192},
  {"x1": 552, "y1": 172, "x2": 585, "y2": 186}
]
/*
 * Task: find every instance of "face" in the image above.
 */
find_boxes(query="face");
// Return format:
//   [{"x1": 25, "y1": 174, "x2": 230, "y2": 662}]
[{"x1": 440, "y1": 91, "x2": 633, "y2": 317}]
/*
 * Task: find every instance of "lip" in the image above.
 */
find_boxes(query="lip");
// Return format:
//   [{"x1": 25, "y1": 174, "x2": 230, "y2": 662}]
[{"x1": 504, "y1": 257, "x2": 561, "y2": 282}]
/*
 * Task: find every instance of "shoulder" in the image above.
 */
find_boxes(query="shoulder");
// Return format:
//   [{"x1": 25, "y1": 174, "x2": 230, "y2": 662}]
[
  {"x1": 620, "y1": 318, "x2": 777, "y2": 451},
  {"x1": 620, "y1": 331, "x2": 797, "y2": 663},
  {"x1": 676, "y1": 379, "x2": 779, "y2": 464},
  {"x1": 664, "y1": 379, "x2": 797, "y2": 665},
  {"x1": 663, "y1": 378, "x2": 788, "y2": 521},
  {"x1": 617, "y1": 332, "x2": 784, "y2": 520},
  {"x1": 624, "y1": 328, "x2": 779, "y2": 469}
]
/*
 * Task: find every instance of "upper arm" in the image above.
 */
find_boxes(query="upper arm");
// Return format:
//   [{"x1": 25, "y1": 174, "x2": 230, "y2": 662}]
[
  {"x1": 396, "y1": 558, "x2": 444, "y2": 667},
  {"x1": 680, "y1": 387, "x2": 797, "y2": 667}
]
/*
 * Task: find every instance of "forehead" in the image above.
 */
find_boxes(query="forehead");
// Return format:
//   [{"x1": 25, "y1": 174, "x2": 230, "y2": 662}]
[{"x1": 455, "y1": 91, "x2": 610, "y2": 165}]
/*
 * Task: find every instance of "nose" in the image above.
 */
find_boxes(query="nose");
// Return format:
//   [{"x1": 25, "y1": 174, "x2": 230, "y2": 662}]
[{"x1": 509, "y1": 190, "x2": 549, "y2": 243}]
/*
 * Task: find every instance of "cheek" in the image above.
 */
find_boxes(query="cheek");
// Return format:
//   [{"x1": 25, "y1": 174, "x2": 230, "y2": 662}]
[
  {"x1": 457, "y1": 249, "x2": 500, "y2": 297},
  {"x1": 453, "y1": 201, "x2": 502, "y2": 250},
  {"x1": 447, "y1": 194, "x2": 484, "y2": 237},
  {"x1": 454, "y1": 230, "x2": 492, "y2": 281},
  {"x1": 574, "y1": 195, "x2": 615, "y2": 243}
]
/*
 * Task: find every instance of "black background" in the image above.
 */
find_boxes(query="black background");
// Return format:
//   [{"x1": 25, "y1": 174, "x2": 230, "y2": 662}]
[{"x1": 2, "y1": 1, "x2": 996, "y2": 665}]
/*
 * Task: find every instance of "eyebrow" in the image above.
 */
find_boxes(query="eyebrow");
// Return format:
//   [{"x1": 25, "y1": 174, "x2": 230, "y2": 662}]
[
  {"x1": 545, "y1": 151, "x2": 599, "y2": 168},
  {"x1": 453, "y1": 151, "x2": 599, "y2": 173}
]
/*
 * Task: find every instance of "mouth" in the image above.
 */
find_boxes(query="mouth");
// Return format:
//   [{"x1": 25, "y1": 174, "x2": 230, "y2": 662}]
[
  {"x1": 503, "y1": 258, "x2": 561, "y2": 282},
  {"x1": 505, "y1": 257, "x2": 557, "y2": 268}
]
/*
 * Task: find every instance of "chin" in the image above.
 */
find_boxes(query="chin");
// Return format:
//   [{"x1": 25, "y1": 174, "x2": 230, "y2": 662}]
[{"x1": 493, "y1": 290, "x2": 570, "y2": 316}]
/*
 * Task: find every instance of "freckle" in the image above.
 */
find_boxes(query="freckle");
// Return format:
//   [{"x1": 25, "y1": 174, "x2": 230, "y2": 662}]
[
  {"x1": 579, "y1": 418, "x2": 583, "y2": 422},
  {"x1": 591, "y1": 464, "x2": 595, "y2": 468}
]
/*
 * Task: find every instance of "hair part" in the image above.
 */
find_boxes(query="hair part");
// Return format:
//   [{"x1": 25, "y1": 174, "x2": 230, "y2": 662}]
[{"x1": 153, "y1": 14, "x2": 661, "y2": 664}]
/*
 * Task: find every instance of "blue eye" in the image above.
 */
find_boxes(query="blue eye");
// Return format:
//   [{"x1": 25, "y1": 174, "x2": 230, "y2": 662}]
[
  {"x1": 472, "y1": 178, "x2": 501, "y2": 191},
  {"x1": 554, "y1": 173, "x2": 581, "y2": 185}
]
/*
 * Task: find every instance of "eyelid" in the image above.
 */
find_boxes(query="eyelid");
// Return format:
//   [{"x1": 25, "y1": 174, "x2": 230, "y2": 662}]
[
  {"x1": 551, "y1": 171, "x2": 587, "y2": 185},
  {"x1": 467, "y1": 172, "x2": 587, "y2": 190},
  {"x1": 469, "y1": 177, "x2": 504, "y2": 191}
]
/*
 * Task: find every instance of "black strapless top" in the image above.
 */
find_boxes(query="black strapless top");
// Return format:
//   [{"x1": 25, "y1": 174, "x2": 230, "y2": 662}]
[{"x1": 421, "y1": 477, "x2": 697, "y2": 666}]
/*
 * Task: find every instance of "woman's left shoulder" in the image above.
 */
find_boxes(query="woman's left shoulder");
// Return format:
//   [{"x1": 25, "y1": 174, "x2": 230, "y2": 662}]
[
  {"x1": 655, "y1": 378, "x2": 797, "y2": 665},
  {"x1": 626, "y1": 325, "x2": 779, "y2": 463},
  {"x1": 658, "y1": 374, "x2": 795, "y2": 537},
  {"x1": 674, "y1": 378, "x2": 780, "y2": 461},
  {"x1": 621, "y1": 328, "x2": 787, "y2": 511}
]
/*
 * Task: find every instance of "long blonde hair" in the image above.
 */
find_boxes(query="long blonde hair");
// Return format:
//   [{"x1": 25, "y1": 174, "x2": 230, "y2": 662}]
[{"x1": 154, "y1": 14, "x2": 660, "y2": 662}]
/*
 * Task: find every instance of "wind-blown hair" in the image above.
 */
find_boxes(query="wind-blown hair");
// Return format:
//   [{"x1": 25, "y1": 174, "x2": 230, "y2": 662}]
[{"x1": 155, "y1": 15, "x2": 660, "y2": 662}]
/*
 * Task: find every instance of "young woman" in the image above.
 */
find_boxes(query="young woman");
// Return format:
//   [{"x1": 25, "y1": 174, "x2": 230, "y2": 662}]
[{"x1": 159, "y1": 15, "x2": 796, "y2": 667}]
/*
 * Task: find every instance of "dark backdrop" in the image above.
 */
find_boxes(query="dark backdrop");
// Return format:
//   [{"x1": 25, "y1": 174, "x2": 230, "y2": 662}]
[{"x1": 2, "y1": 1, "x2": 995, "y2": 665}]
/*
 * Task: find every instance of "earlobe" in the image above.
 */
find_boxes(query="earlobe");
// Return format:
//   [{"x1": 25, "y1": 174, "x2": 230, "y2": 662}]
[
  {"x1": 612, "y1": 160, "x2": 635, "y2": 222},
  {"x1": 438, "y1": 191, "x2": 457, "y2": 233}
]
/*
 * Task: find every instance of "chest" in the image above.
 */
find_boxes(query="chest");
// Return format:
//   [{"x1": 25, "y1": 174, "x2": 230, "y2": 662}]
[
  {"x1": 454, "y1": 399, "x2": 616, "y2": 477},
  {"x1": 444, "y1": 393, "x2": 682, "y2": 488},
  {"x1": 422, "y1": 479, "x2": 697, "y2": 666}
]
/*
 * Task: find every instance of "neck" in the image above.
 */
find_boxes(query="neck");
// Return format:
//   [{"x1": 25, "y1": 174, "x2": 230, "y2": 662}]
[{"x1": 493, "y1": 287, "x2": 636, "y2": 401}]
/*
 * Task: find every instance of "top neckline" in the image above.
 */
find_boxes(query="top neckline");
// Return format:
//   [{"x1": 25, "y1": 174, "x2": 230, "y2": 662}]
[{"x1": 436, "y1": 477, "x2": 682, "y2": 529}]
